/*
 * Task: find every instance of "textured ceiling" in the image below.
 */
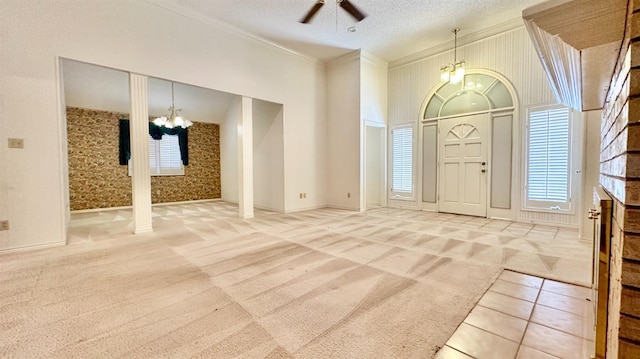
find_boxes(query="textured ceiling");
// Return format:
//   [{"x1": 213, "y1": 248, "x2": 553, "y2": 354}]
[{"x1": 146, "y1": 0, "x2": 547, "y2": 62}]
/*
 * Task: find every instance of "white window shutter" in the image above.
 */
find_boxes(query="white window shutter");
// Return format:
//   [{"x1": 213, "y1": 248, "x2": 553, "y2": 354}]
[
  {"x1": 148, "y1": 135, "x2": 158, "y2": 174},
  {"x1": 158, "y1": 134, "x2": 182, "y2": 170},
  {"x1": 526, "y1": 106, "x2": 570, "y2": 209},
  {"x1": 391, "y1": 126, "x2": 413, "y2": 195}
]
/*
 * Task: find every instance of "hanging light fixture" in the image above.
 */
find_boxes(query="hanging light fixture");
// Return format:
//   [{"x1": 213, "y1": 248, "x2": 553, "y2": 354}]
[
  {"x1": 440, "y1": 28, "x2": 465, "y2": 84},
  {"x1": 153, "y1": 82, "x2": 193, "y2": 129}
]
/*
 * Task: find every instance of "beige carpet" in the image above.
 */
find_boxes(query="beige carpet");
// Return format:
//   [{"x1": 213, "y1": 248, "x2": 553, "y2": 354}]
[{"x1": 0, "y1": 201, "x2": 590, "y2": 358}]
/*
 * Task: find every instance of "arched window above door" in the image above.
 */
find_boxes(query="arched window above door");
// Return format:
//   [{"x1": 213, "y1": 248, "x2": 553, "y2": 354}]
[{"x1": 424, "y1": 73, "x2": 514, "y2": 120}]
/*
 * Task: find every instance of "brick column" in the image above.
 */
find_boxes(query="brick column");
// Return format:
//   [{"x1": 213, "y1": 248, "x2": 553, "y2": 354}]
[{"x1": 601, "y1": 1, "x2": 640, "y2": 357}]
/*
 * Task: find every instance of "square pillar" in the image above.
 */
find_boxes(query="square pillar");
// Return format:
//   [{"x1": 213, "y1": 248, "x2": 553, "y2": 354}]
[
  {"x1": 238, "y1": 96, "x2": 254, "y2": 219},
  {"x1": 129, "y1": 73, "x2": 152, "y2": 233}
]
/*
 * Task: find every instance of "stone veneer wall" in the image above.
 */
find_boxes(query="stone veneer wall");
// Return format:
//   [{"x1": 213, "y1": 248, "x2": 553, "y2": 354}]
[
  {"x1": 601, "y1": 1, "x2": 640, "y2": 357},
  {"x1": 67, "y1": 107, "x2": 221, "y2": 211}
]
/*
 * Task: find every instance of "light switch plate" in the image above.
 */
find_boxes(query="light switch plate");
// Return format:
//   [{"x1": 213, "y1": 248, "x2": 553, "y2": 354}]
[{"x1": 8, "y1": 138, "x2": 24, "y2": 149}]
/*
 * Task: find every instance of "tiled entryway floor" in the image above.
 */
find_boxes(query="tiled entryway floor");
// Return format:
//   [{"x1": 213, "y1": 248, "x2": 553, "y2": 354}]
[{"x1": 437, "y1": 270, "x2": 594, "y2": 359}]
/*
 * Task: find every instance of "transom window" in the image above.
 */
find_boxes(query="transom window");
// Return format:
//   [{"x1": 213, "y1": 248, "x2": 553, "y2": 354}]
[{"x1": 424, "y1": 73, "x2": 514, "y2": 120}]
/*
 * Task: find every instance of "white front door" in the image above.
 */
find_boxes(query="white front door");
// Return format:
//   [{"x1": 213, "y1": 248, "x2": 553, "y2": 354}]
[{"x1": 438, "y1": 114, "x2": 488, "y2": 217}]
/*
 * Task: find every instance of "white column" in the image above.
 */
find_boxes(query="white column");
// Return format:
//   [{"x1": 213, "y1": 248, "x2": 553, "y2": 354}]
[
  {"x1": 129, "y1": 73, "x2": 153, "y2": 233},
  {"x1": 238, "y1": 96, "x2": 254, "y2": 218}
]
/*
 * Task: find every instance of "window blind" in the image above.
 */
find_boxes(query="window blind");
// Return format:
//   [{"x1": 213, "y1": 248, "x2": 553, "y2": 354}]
[{"x1": 392, "y1": 127, "x2": 413, "y2": 194}]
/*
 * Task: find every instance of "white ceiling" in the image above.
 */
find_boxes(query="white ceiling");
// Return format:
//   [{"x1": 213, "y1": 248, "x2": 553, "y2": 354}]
[{"x1": 146, "y1": 0, "x2": 547, "y2": 62}]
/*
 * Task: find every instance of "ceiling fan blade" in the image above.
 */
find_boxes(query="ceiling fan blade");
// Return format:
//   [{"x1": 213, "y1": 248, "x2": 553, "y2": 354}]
[
  {"x1": 300, "y1": 0, "x2": 325, "y2": 24},
  {"x1": 339, "y1": 0, "x2": 366, "y2": 22}
]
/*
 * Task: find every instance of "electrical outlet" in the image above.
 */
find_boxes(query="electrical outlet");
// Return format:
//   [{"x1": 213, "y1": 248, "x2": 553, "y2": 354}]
[
  {"x1": 8, "y1": 138, "x2": 24, "y2": 149},
  {"x1": 0, "y1": 220, "x2": 9, "y2": 231},
  {"x1": 347, "y1": 192, "x2": 351, "y2": 198},
  {"x1": 303, "y1": 193, "x2": 307, "y2": 199},
  {"x1": 299, "y1": 193, "x2": 303, "y2": 199}
]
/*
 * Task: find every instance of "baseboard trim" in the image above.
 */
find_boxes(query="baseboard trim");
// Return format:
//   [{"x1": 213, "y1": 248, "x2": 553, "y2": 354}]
[
  {"x1": 284, "y1": 205, "x2": 330, "y2": 213},
  {"x1": 70, "y1": 198, "x2": 222, "y2": 214},
  {"x1": 322, "y1": 205, "x2": 360, "y2": 211},
  {"x1": 253, "y1": 204, "x2": 284, "y2": 213},
  {"x1": 71, "y1": 205, "x2": 132, "y2": 214},
  {"x1": 0, "y1": 241, "x2": 66, "y2": 254}
]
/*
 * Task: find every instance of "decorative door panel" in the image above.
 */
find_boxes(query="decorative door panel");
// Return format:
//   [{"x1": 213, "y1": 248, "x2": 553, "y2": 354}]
[{"x1": 438, "y1": 114, "x2": 488, "y2": 217}]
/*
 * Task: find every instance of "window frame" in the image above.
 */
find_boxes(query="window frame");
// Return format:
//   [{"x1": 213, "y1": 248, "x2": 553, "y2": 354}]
[
  {"x1": 128, "y1": 134, "x2": 185, "y2": 176},
  {"x1": 523, "y1": 104, "x2": 572, "y2": 212},
  {"x1": 390, "y1": 124, "x2": 415, "y2": 200}
]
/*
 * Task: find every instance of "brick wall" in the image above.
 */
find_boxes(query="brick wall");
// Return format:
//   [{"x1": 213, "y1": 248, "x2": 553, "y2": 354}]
[{"x1": 601, "y1": 1, "x2": 640, "y2": 357}]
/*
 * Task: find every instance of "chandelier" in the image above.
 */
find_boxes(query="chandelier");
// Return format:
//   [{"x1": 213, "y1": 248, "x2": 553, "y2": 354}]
[
  {"x1": 440, "y1": 28, "x2": 465, "y2": 84},
  {"x1": 153, "y1": 82, "x2": 193, "y2": 129}
]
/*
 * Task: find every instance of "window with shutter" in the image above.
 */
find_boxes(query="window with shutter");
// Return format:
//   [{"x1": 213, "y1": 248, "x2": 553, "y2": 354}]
[
  {"x1": 156, "y1": 134, "x2": 183, "y2": 175},
  {"x1": 525, "y1": 105, "x2": 571, "y2": 211},
  {"x1": 391, "y1": 125, "x2": 413, "y2": 199},
  {"x1": 129, "y1": 134, "x2": 184, "y2": 176}
]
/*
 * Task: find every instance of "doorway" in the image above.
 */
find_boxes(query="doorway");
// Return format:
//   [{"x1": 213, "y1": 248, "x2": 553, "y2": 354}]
[{"x1": 438, "y1": 113, "x2": 488, "y2": 217}]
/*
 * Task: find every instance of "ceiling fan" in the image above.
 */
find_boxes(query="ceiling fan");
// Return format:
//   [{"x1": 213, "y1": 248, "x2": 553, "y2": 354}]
[{"x1": 300, "y1": 0, "x2": 367, "y2": 24}]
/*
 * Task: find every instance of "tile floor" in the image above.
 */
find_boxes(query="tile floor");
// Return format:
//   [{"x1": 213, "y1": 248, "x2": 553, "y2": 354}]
[{"x1": 437, "y1": 270, "x2": 594, "y2": 359}]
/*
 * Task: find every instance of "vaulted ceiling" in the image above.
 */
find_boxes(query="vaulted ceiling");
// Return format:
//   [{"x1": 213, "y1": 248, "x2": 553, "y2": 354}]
[
  {"x1": 144, "y1": 0, "x2": 547, "y2": 62},
  {"x1": 65, "y1": 0, "x2": 625, "y2": 113}
]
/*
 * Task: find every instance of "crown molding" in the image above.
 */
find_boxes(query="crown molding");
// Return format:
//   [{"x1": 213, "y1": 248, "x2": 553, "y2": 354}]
[
  {"x1": 389, "y1": 17, "x2": 525, "y2": 69},
  {"x1": 361, "y1": 50, "x2": 389, "y2": 69},
  {"x1": 326, "y1": 50, "x2": 361, "y2": 68}
]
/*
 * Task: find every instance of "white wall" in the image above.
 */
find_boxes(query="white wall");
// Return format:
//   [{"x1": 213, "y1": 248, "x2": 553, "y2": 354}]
[
  {"x1": 325, "y1": 50, "x2": 389, "y2": 212},
  {"x1": 361, "y1": 52, "x2": 388, "y2": 210},
  {"x1": 580, "y1": 110, "x2": 603, "y2": 240},
  {"x1": 0, "y1": 1, "x2": 326, "y2": 250},
  {"x1": 253, "y1": 99, "x2": 284, "y2": 212},
  {"x1": 361, "y1": 52, "x2": 388, "y2": 127},
  {"x1": 365, "y1": 126, "x2": 384, "y2": 208},
  {"x1": 326, "y1": 51, "x2": 361, "y2": 210},
  {"x1": 388, "y1": 25, "x2": 592, "y2": 226},
  {"x1": 221, "y1": 97, "x2": 241, "y2": 203}
]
